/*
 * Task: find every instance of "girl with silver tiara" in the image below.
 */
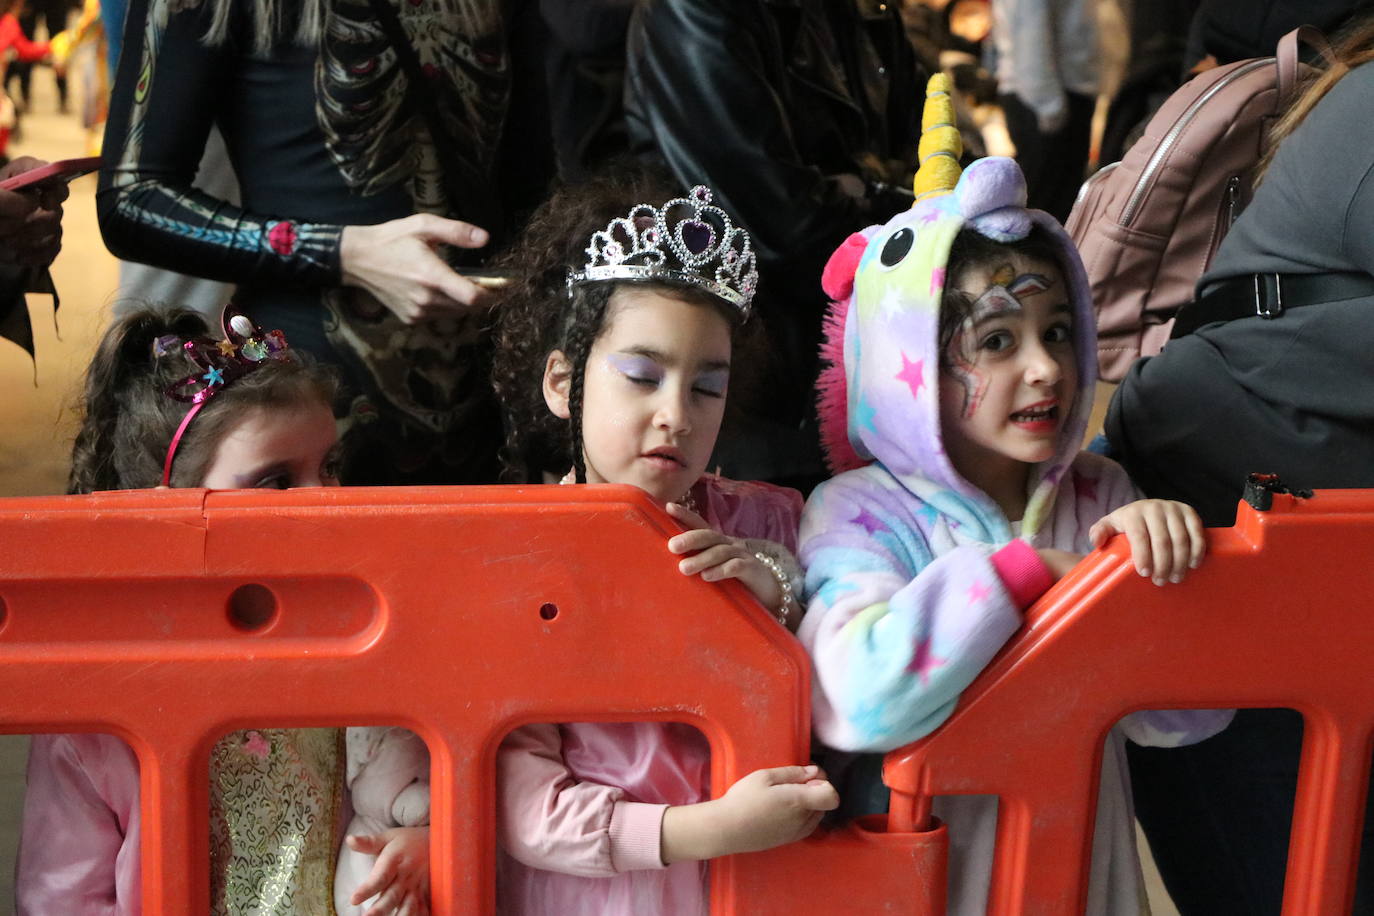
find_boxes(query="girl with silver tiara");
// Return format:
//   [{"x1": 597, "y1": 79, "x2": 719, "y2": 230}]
[{"x1": 486, "y1": 173, "x2": 839, "y2": 915}]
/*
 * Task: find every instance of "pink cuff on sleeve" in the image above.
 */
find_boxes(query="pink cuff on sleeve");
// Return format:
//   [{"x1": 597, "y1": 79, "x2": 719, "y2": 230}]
[
  {"x1": 608, "y1": 801, "x2": 669, "y2": 872},
  {"x1": 990, "y1": 539, "x2": 1055, "y2": 610}
]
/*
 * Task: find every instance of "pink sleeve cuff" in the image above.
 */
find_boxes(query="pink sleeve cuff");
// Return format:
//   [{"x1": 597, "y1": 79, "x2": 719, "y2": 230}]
[
  {"x1": 990, "y1": 539, "x2": 1055, "y2": 610},
  {"x1": 608, "y1": 801, "x2": 669, "y2": 872}
]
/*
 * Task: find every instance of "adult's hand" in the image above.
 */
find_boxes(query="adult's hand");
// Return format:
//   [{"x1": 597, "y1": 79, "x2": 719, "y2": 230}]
[
  {"x1": 0, "y1": 157, "x2": 68, "y2": 268},
  {"x1": 340, "y1": 214, "x2": 491, "y2": 325}
]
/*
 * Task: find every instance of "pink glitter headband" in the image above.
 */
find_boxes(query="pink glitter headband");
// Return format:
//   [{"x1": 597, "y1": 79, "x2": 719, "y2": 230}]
[{"x1": 154, "y1": 309, "x2": 291, "y2": 486}]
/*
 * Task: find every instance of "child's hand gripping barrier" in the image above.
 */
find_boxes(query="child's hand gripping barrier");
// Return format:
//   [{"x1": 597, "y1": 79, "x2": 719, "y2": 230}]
[
  {"x1": 884, "y1": 487, "x2": 1372, "y2": 916},
  {"x1": 0, "y1": 485, "x2": 942, "y2": 914}
]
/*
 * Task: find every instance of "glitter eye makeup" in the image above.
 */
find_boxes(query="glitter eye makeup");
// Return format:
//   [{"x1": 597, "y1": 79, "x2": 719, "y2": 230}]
[
  {"x1": 693, "y1": 369, "x2": 729, "y2": 397},
  {"x1": 607, "y1": 353, "x2": 663, "y2": 385}
]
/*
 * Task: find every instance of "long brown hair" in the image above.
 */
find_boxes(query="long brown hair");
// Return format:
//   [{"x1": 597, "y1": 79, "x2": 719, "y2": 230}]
[
  {"x1": 1257, "y1": 14, "x2": 1374, "y2": 182},
  {"x1": 68, "y1": 307, "x2": 338, "y2": 494}
]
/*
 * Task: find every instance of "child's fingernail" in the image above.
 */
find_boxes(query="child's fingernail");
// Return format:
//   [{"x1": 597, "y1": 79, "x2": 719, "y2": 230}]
[
  {"x1": 1190, "y1": 558, "x2": 1202, "y2": 569},
  {"x1": 1138, "y1": 566, "x2": 1150, "y2": 577},
  {"x1": 1170, "y1": 574, "x2": 1183, "y2": 584},
  {"x1": 1153, "y1": 577, "x2": 1166, "y2": 587}
]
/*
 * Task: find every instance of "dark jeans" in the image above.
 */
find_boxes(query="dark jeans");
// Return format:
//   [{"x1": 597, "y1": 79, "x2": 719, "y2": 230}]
[{"x1": 999, "y1": 90, "x2": 1095, "y2": 223}]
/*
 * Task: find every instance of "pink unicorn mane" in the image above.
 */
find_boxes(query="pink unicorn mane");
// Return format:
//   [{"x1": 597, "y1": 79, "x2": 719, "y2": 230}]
[{"x1": 815, "y1": 295, "x2": 870, "y2": 475}]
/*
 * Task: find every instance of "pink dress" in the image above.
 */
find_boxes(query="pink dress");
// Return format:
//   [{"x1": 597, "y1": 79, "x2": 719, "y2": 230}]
[{"x1": 496, "y1": 475, "x2": 803, "y2": 916}]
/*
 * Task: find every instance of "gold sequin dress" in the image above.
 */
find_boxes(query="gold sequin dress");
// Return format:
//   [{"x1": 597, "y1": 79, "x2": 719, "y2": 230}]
[{"x1": 209, "y1": 728, "x2": 344, "y2": 915}]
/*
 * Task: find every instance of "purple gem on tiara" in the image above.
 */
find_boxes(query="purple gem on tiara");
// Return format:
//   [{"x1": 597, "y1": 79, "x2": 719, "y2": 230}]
[
  {"x1": 691, "y1": 186, "x2": 711, "y2": 203},
  {"x1": 643, "y1": 228, "x2": 659, "y2": 243},
  {"x1": 604, "y1": 240, "x2": 624, "y2": 261},
  {"x1": 723, "y1": 249, "x2": 738, "y2": 266},
  {"x1": 681, "y1": 220, "x2": 714, "y2": 255}
]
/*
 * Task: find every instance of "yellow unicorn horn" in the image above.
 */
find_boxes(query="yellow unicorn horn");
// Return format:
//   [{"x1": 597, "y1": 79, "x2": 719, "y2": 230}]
[{"x1": 911, "y1": 73, "x2": 963, "y2": 202}]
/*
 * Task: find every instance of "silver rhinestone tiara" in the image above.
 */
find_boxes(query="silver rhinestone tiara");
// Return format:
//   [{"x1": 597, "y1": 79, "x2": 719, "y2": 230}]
[{"x1": 566, "y1": 185, "x2": 759, "y2": 317}]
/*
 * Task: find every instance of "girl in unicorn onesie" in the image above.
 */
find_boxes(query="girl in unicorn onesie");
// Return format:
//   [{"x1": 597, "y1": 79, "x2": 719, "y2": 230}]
[{"x1": 797, "y1": 75, "x2": 1234, "y2": 915}]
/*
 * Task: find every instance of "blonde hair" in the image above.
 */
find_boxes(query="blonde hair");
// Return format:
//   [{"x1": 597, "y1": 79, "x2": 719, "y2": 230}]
[{"x1": 1257, "y1": 14, "x2": 1374, "y2": 183}]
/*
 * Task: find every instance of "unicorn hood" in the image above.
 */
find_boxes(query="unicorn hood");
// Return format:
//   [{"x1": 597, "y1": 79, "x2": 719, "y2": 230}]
[{"x1": 816, "y1": 112, "x2": 1096, "y2": 541}]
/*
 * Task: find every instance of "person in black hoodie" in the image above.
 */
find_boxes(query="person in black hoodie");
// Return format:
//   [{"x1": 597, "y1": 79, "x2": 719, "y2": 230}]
[{"x1": 1108, "y1": 13, "x2": 1374, "y2": 913}]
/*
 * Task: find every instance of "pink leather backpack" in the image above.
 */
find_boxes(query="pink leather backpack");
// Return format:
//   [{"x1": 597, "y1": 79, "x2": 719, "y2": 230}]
[{"x1": 1066, "y1": 26, "x2": 1331, "y2": 381}]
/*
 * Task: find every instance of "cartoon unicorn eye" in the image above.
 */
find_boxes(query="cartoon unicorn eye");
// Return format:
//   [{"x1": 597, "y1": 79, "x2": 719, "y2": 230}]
[{"x1": 879, "y1": 228, "x2": 914, "y2": 268}]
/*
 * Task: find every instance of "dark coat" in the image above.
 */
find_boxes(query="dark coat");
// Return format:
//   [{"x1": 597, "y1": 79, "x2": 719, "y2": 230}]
[{"x1": 625, "y1": 0, "x2": 926, "y2": 430}]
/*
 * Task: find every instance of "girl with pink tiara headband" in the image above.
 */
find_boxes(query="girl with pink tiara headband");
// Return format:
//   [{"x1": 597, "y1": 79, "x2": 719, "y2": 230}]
[
  {"x1": 17, "y1": 306, "x2": 426, "y2": 916},
  {"x1": 798, "y1": 77, "x2": 1233, "y2": 913},
  {"x1": 489, "y1": 174, "x2": 839, "y2": 915}
]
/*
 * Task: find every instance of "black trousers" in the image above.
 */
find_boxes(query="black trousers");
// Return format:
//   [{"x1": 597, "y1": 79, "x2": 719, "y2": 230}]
[{"x1": 999, "y1": 90, "x2": 1095, "y2": 224}]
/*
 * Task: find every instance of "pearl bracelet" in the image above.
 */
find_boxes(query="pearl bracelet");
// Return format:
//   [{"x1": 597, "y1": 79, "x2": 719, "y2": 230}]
[{"x1": 753, "y1": 551, "x2": 797, "y2": 627}]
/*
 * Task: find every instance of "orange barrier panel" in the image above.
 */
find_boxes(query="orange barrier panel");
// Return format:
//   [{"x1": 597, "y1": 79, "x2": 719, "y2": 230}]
[
  {"x1": 0, "y1": 485, "x2": 941, "y2": 915},
  {"x1": 886, "y1": 487, "x2": 1374, "y2": 916}
]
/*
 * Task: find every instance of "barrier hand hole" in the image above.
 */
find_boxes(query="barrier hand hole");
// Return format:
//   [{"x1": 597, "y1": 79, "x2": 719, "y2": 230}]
[
  {"x1": 228, "y1": 584, "x2": 279, "y2": 633},
  {"x1": 539, "y1": 603, "x2": 559, "y2": 621}
]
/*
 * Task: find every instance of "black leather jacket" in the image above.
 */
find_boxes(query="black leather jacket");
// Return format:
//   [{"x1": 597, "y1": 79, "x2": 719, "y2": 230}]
[{"x1": 626, "y1": 0, "x2": 925, "y2": 423}]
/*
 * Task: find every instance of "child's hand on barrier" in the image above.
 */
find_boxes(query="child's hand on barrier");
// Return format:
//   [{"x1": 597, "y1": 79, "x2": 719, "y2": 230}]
[
  {"x1": 712, "y1": 765, "x2": 839, "y2": 855},
  {"x1": 666, "y1": 502, "x2": 781, "y2": 609},
  {"x1": 346, "y1": 826, "x2": 431, "y2": 916},
  {"x1": 661, "y1": 765, "x2": 839, "y2": 863},
  {"x1": 1088, "y1": 499, "x2": 1206, "y2": 586}
]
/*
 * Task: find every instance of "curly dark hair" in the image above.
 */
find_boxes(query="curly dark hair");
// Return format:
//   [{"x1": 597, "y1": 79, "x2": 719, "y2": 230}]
[
  {"x1": 490, "y1": 168, "x2": 750, "y2": 484},
  {"x1": 68, "y1": 305, "x2": 339, "y2": 494}
]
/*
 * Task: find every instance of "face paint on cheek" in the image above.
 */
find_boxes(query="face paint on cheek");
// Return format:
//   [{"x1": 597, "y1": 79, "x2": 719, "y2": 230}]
[{"x1": 945, "y1": 326, "x2": 990, "y2": 420}]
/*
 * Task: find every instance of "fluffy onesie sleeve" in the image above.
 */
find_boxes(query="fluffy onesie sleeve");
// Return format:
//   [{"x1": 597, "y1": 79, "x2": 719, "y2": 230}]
[
  {"x1": 797, "y1": 472, "x2": 1048, "y2": 753},
  {"x1": 496, "y1": 724, "x2": 668, "y2": 876},
  {"x1": 16, "y1": 734, "x2": 143, "y2": 916}
]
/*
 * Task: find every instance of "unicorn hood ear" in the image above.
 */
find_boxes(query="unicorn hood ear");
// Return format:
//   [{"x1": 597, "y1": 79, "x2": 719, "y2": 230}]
[{"x1": 813, "y1": 73, "x2": 1098, "y2": 540}]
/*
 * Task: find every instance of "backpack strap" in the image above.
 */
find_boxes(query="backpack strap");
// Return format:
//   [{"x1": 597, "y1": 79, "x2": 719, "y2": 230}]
[
  {"x1": 1170, "y1": 271, "x2": 1374, "y2": 339},
  {"x1": 1277, "y1": 25, "x2": 1336, "y2": 102}
]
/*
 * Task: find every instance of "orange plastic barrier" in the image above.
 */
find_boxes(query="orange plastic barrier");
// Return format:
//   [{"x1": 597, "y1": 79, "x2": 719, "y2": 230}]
[
  {"x1": 0, "y1": 485, "x2": 940, "y2": 915},
  {"x1": 7, "y1": 484, "x2": 1370, "y2": 913},
  {"x1": 885, "y1": 487, "x2": 1374, "y2": 915}
]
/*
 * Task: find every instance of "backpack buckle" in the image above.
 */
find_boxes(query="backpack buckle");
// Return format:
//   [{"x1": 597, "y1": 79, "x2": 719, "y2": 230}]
[{"x1": 1254, "y1": 273, "x2": 1284, "y2": 318}]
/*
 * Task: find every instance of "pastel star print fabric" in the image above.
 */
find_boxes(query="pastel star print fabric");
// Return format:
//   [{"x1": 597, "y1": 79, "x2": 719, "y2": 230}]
[
  {"x1": 799, "y1": 157, "x2": 1118, "y2": 752},
  {"x1": 797, "y1": 156, "x2": 1233, "y2": 752},
  {"x1": 796, "y1": 156, "x2": 1232, "y2": 915}
]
